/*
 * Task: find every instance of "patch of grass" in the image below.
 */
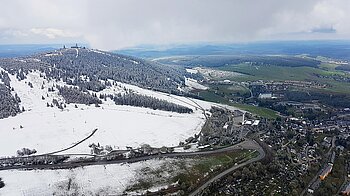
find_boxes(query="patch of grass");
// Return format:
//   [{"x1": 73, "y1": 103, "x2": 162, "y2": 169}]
[
  {"x1": 127, "y1": 179, "x2": 153, "y2": 191},
  {"x1": 220, "y1": 64, "x2": 327, "y2": 81},
  {"x1": 174, "y1": 150, "x2": 258, "y2": 192},
  {"x1": 318, "y1": 63, "x2": 340, "y2": 71},
  {"x1": 230, "y1": 102, "x2": 278, "y2": 119},
  {"x1": 198, "y1": 90, "x2": 278, "y2": 119},
  {"x1": 198, "y1": 90, "x2": 229, "y2": 104},
  {"x1": 208, "y1": 83, "x2": 250, "y2": 96}
]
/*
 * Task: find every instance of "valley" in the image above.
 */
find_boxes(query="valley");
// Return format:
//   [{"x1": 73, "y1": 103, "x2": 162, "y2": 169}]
[
  {"x1": 0, "y1": 47, "x2": 263, "y2": 195},
  {"x1": 0, "y1": 45, "x2": 349, "y2": 196},
  {"x1": 2, "y1": 1, "x2": 350, "y2": 195}
]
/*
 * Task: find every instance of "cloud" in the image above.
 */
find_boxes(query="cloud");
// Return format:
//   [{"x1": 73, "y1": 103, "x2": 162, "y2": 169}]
[
  {"x1": 311, "y1": 27, "x2": 336, "y2": 33},
  {"x1": 0, "y1": 0, "x2": 350, "y2": 49},
  {"x1": 30, "y1": 28, "x2": 80, "y2": 39}
]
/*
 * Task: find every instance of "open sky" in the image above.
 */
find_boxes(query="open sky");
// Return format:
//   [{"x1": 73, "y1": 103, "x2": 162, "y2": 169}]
[{"x1": 0, "y1": 0, "x2": 349, "y2": 50}]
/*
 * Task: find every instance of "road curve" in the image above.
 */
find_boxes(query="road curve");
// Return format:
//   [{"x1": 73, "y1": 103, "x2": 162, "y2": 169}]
[{"x1": 189, "y1": 139, "x2": 266, "y2": 196}]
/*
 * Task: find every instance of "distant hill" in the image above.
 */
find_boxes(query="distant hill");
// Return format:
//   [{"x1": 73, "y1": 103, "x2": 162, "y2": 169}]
[
  {"x1": 115, "y1": 40, "x2": 350, "y2": 60},
  {"x1": 0, "y1": 48, "x2": 210, "y2": 158},
  {"x1": 0, "y1": 47, "x2": 194, "y2": 119},
  {"x1": 154, "y1": 55, "x2": 321, "y2": 68},
  {"x1": 0, "y1": 44, "x2": 62, "y2": 57},
  {"x1": 0, "y1": 47, "x2": 185, "y2": 93}
]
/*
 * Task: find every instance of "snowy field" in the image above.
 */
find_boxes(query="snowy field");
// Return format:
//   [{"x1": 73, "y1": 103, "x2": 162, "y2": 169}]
[
  {"x1": 0, "y1": 159, "x2": 177, "y2": 196},
  {"x1": 0, "y1": 68, "x2": 240, "y2": 196},
  {"x1": 185, "y1": 77, "x2": 208, "y2": 90},
  {"x1": 0, "y1": 70, "x2": 214, "y2": 157},
  {"x1": 193, "y1": 67, "x2": 244, "y2": 79}
]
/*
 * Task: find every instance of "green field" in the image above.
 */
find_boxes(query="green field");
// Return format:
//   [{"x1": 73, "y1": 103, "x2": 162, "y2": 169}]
[
  {"x1": 198, "y1": 90, "x2": 279, "y2": 119},
  {"x1": 175, "y1": 149, "x2": 258, "y2": 193},
  {"x1": 195, "y1": 62, "x2": 350, "y2": 118},
  {"x1": 207, "y1": 83, "x2": 250, "y2": 97},
  {"x1": 319, "y1": 62, "x2": 340, "y2": 71},
  {"x1": 221, "y1": 63, "x2": 332, "y2": 81},
  {"x1": 217, "y1": 63, "x2": 350, "y2": 94}
]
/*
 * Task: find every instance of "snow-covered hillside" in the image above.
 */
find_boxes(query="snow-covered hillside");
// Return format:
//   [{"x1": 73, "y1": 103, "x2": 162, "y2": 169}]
[
  {"x1": 0, "y1": 158, "x2": 179, "y2": 195},
  {"x1": 0, "y1": 70, "x2": 213, "y2": 157},
  {"x1": 0, "y1": 49, "x2": 244, "y2": 196}
]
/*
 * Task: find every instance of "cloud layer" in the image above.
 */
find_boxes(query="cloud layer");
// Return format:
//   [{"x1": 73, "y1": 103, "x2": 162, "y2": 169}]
[{"x1": 0, "y1": 0, "x2": 349, "y2": 49}]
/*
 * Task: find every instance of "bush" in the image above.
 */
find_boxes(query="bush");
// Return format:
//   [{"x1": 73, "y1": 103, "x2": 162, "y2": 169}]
[{"x1": 0, "y1": 178, "x2": 4, "y2": 189}]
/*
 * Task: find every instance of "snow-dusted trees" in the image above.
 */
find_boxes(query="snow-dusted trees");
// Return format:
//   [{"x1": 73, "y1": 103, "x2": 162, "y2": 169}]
[
  {"x1": 0, "y1": 70, "x2": 11, "y2": 87},
  {"x1": 17, "y1": 148, "x2": 37, "y2": 156},
  {"x1": 0, "y1": 84, "x2": 21, "y2": 119},
  {"x1": 57, "y1": 85, "x2": 102, "y2": 105},
  {"x1": 0, "y1": 71, "x2": 22, "y2": 119},
  {"x1": 0, "y1": 48, "x2": 185, "y2": 93},
  {"x1": 114, "y1": 93, "x2": 193, "y2": 113},
  {"x1": 0, "y1": 178, "x2": 4, "y2": 189}
]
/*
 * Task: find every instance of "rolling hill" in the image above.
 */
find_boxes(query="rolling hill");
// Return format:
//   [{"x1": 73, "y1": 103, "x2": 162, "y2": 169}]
[{"x1": 0, "y1": 47, "x2": 215, "y2": 157}]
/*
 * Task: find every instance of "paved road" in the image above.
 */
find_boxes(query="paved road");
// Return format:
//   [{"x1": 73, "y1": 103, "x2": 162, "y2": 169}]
[
  {"x1": 189, "y1": 139, "x2": 265, "y2": 196},
  {"x1": 0, "y1": 139, "x2": 260, "y2": 171}
]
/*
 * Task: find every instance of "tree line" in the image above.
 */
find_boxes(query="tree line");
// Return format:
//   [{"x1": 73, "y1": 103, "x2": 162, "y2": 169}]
[
  {"x1": 57, "y1": 85, "x2": 102, "y2": 105},
  {"x1": 113, "y1": 92, "x2": 193, "y2": 113},
  {"x1": 0, "y1": 71, "x2": 21, "y2": 119}
]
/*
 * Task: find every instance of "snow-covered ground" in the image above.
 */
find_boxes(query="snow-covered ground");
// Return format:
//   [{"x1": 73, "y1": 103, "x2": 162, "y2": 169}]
[
  {"x1": 186, "y1": 68, "x2": 198, "y2": 74},
  {"x1": 0, "y1": 48, "x2": 248, "y2": 196},
  {"x1": 0, "y1": 70, "x2": 214, "y2": 157},
  {"x1": 89, "y1": 49, "x2": 112, "y2": 57},
  {"x1": 194, "y1": 67, "x2": 244, "y2": 79},
  {"x1": 185, "y1": 77, "x2": 208, "y2": 90},
  {"x1": 0, "y1": 159, "x2": 176, "y2": 196},
  {"x1": 0, "y1": 68, "x2": 242, "y2": 195}
]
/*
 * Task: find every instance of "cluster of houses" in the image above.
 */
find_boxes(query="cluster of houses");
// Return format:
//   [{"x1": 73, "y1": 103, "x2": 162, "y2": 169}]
[
  {"x1": 197, "y1": 107, "x2": 257, "y2": 147},
  {"x1": 88, "y1": 142, "x2": 177, "y2": 159},
  {"x1": 249, "y1": 80, "x2": 328, "y2": 93}
]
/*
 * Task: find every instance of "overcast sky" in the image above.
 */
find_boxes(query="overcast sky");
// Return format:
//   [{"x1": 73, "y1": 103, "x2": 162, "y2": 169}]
[{"x1": 0, "y1": 0, "x2": 349, "y2": 50}]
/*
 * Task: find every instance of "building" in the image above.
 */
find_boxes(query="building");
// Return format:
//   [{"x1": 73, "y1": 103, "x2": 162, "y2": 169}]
[
  {"x1": 307, "y1": 188, "x2": 314, "y2": 194},
  {"x1": 71, "y1": 43, "x2": 81, "y2": 49},
  {"x1": 252, "y1": 120, "x2": 260, "y2": 126},
  {"x1": 259, "y1": 93, "x2": 272, "y2": 99},
  {"x1": 319, "y1": 163, "x2": 333, "y2": 180},
  {"x1": 244, "y1": 120, "x2": 252, "y2": 125}
]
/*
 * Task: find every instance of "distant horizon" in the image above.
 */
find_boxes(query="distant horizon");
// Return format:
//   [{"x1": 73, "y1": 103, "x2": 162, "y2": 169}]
[
  {"x1": 1, "y1": 39, "x2": 350, "y2": 51},
  {"x1": 2, "y1": 39, "x2": 350, "y2": 60}
]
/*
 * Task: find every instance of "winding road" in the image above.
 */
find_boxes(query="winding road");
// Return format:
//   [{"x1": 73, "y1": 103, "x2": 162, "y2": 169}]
[{"x1": 189, "y1": 139, "x2": 265, "y2": 196}]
